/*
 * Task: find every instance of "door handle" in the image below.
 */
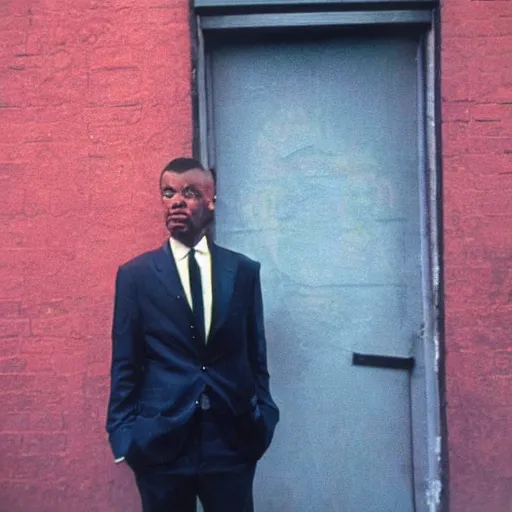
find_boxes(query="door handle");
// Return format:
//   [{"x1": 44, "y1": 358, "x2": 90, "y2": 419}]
[{"x1": 352, "y1": 352, "x2": 415, "y2": 371}]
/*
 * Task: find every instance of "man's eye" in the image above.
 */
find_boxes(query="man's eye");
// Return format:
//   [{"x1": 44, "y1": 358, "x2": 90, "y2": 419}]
[
  {"x1": 183, "y1": 188, "x2": 200, "y2": 199},
  {"x1": 162, "y1": 190, "x2": 174, "y2": 199}
]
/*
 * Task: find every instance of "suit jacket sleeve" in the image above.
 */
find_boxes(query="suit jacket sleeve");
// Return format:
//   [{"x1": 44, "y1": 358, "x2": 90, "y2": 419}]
[
  {"x1": 247, "y1": 263, "x2": 280, "y2": 439},
  {"x1": 106, "y1": 265, "x2": 144, "y2": 459}
]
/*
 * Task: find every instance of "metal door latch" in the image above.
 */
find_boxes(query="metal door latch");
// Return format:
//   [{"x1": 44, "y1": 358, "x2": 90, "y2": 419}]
[{"x1": 352, "y1": 352, "x2": 415, "y2": 371}]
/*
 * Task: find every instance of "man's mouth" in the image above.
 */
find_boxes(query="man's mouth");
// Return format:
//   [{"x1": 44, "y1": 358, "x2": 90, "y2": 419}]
[{"x1": 168, "y1": 212, "x2": 188, "y2": 221}]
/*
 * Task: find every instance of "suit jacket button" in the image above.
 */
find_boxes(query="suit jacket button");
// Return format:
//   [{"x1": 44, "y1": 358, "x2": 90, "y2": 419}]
[{"x1": 201, "y1": 366, "x2": 207, "y2": 371}]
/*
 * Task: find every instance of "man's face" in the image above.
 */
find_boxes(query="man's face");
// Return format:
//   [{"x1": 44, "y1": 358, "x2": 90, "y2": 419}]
[{"x1": 160, "y1": 168, "x2": 215, "y2": 244}]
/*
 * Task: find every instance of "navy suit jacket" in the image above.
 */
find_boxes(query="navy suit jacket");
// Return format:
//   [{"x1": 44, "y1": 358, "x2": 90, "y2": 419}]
[{"x1": 106, "y1": 241, "x2": 279, "y2": 469}]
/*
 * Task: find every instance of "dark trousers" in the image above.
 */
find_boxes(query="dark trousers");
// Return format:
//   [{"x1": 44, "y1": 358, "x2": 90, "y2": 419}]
[{"x1": 134, "y1": 408, "x2": 256, "y2": 512}]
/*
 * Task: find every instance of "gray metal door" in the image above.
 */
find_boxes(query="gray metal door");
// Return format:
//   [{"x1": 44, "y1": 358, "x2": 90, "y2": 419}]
[{"x1": 209, "y1": 34, "x2": 423, "y2": 512}]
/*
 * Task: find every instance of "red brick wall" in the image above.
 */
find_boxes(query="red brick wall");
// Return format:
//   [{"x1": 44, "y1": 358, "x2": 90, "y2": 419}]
[
  {"x1": 442, "y1": 0, "x2": 512, "y2": 511},
  {"x1": 0, "y1": 1, "x2": 192, "y2": 510}
]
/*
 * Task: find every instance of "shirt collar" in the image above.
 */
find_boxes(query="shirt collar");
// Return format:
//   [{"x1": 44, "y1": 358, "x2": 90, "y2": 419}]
[{"x1": 169, "y1": 236, "x2": 209, "y2": 261}]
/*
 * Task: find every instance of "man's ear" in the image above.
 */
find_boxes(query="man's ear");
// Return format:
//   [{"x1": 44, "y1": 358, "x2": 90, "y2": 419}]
[{"x1": 207, "y1": 196, "x2": 216, "y2": 211}]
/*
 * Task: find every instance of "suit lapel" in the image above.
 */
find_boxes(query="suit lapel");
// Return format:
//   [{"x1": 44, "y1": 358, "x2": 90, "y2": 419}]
[
  {"x1": 152, "y1": 241, "x2": 238, "y2": 348},
  {"x1": 152, "y1": 242, "x2": 199, "y2": 345},
  {"x1": 209, "y1": 243, "x2": 237, "y2": 341}
]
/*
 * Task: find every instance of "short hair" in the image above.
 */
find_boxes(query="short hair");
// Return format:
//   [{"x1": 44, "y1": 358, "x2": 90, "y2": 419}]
[
  {"x1": 160, "y1": 157, "x2": 215, "y2": 185},
  {"x1": 163, "y1": 157, "x2": 205, "y2": 173}
]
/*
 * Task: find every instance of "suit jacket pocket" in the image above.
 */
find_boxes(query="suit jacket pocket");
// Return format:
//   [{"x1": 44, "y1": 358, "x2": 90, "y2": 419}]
[
  {"x1": 129, "y1": 414, "x2": 190, "y2": 468},
  {"x1": 124, "y1": 435, "x2": 141, "y2": 470},
  {"x1": 219, "y1": 406, "x2": 269, "y2": 462}
]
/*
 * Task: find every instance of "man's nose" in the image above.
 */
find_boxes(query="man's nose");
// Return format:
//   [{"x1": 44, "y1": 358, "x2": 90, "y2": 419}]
[{"x1": 170, "y1": 195, "x2": 186, "y2": 209}]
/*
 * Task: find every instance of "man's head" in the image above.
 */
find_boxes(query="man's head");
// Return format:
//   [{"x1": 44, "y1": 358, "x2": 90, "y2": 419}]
[{"x1": 160, "y1": 157, "x2": 216, "y2": 247}]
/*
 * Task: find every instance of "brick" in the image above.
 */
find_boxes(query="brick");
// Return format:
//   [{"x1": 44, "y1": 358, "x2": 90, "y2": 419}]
[
  {"x1": 1, "y1": 120, "x2": 86, "y2": 145},
  {"x1": 0, "y1": 481, "x2": 74, "y2": 512},
  {"x1": 20, "y1": 335, "x2": 64, "y2": 353},
  {"x1": 0, "y1": 356, "x2": 27, "y2": 373},
  {"x1": 22, "y1": 432, "x2": 67, "y2": 455},
  {"x1": 446, "y1": 324, "x2": 511, "y2": 351},
  {"x1": 21, "y1": 352, "x2": 54, "y2": 373},
  {"x1": 0, "y1": 300, "x2": 22, "y2": 317},
  {"x1": 443, "y1": 212, "x2": 512, "y2": 253},
  {"x1": 444, "y1": 153, "x2": 512, "y2": 188},
  {"x1": 87, "y1": 66, "x2": 143, "y2": 107},
  {"x1": 449, "y1": 479, "x2": 512, "y2": 512},
  {"x1": 0, "y1": 433, "x2": 24, "y2": 459},
  {"x1": 444, "y1": 265, "x2": 511, "y2": 308},
  {"x1": 444, "y1": 185, "x2": 512, "y2": 216},
  {"x1": 0, "y1": 20, "x2": 28, "y2": 56},
  {"x1": 448, "y1": 405, "x2": 512, "y2": 509},
  {"x1": 30, "y1": 315, "x2": 83, "y2": 339},
  {"x1": 470, "y1": 82, "x2": 512, "y2": 105},
  {"x1": 0, "y1": 412, "x2": 65, "y2": 432},
  {"x1": 83, "y1": 374, "x2": 109, "y2": 398},
  {"x1": 469, "y1": 120, "x2": 510, "y2": 138},
  {"x1": 471, "y1": 102, "x2": 512, "y2": 122},
  {"x1": 1, "y1": 336, "x2": 21, "y2": 357},
  {"x1": 0, "y1": 453, "x2": 66, "y2": 480},
  {"x1": 443, "y1": 17, "x2": 512, "y2": 38},
  {"x1": 0, "y1": 175, "x2": 25, "y2": 216},
  {"x1": 445, "y1": 306, "x2": 512, "y2": 334},
  {"x1": 471, "y1": 171, "x2": 512, "y2": 192},
  {"x1": 0, "y1": 374, "x2": 36, "y2": 393},
  {"x1": 0, "y1": 373, "x2": 82, "y2": 401},
  {"x1": 468, "y1": 135, "x2": 511, "y2": 154},
  {"x1": 0, "y1": 319, "x2": 30, "y2": 337},
  {"x1": 21, "y1": 254, "x2": 89, "y2": 302},
  {"x1": 0, "y1": 256, "x2": 25, "y2": 299},
  {"x1": 446, "y1": 350, "x2": 512, "y2": 410},
  {"x1": 443, "y1": 102, "x2": 471, "y2": 123},
  {"x1": 1, "y1": 392, "x2": 46, "y2": 413},
  {"x1": 51, "y1": 348, "x2": 88, "y2": 373},
  {"x1": 441, "y1": 121, "x2": 470, "y2": 155},
  {"x1": 23, "y1": 299, "x2": 71, "y2": 318}
]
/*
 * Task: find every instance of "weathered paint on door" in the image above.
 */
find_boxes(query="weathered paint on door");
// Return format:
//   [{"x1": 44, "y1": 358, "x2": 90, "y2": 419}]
[{"x1": 210, "y1": 35, "x2": 422, "y2": 511}]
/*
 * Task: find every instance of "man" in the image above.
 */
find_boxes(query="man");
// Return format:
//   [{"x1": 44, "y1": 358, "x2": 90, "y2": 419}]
[{"x1": 106, "y1": 157, "x2": 279, "y2": 512}]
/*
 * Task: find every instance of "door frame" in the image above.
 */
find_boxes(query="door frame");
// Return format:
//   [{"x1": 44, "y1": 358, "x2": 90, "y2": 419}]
[{"x1": 191, "y1": 9, "x2": 446, "y2": 511}]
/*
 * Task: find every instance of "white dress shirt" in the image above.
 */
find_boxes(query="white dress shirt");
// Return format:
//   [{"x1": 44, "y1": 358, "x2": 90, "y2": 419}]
[{"x1": 169, "y1": 236, "x2": 213, "y2": 341}]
